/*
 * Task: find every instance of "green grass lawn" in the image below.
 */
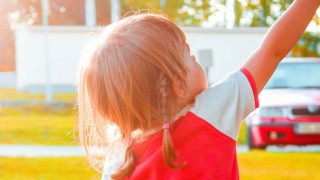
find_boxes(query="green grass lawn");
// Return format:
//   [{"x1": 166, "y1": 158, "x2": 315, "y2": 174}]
[
  {"x1": 0, "y1": 113, "x2": 247, "y2": 145},
  {"x1": 0, "y1": 156, "x2": 100, "y2": 180},
  {"x1": 0, "y1": 151, "x2": 319, "y2": 179},
  {"x1": 0, "y1": 88, "x2": 249, "y2": 145},
  {"x1": 0, "y1": 105, "x2": 248, "y2": 145},
  {"x1": 238, "y1": 121, "x2": 247, "y2": 144},
  {"x1": 0, "y1": 88, "x2": 78, "y2": 145},
  {"x1": 238, "y1": 151, "x2": 320, "y2": 179},
  {"x1": 0, "y1": 88, "x2": 76, "y2": 102},
  {"x1": 0, "y1": 107, "x2": 78, "y2": 145}
]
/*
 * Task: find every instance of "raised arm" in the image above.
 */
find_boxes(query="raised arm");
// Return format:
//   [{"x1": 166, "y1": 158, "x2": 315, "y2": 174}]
[{"x1": 243, "y1": 0, "x2": 320, "y2": 93}]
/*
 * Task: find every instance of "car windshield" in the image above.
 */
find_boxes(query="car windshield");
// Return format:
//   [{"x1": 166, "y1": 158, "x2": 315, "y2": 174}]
[{"x1": 265, "y1": 61, "x2": 320, "y2": 89}]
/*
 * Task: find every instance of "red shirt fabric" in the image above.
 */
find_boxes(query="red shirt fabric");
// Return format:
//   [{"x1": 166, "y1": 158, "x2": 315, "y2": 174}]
[{"x1": 128, "y1": 112, "x2": 238, "y2": 180}]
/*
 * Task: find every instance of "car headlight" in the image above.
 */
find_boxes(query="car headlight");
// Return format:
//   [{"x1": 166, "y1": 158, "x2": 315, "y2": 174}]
[{"x1": 259, "y1": 107, "x2": 287, "y2": 117}]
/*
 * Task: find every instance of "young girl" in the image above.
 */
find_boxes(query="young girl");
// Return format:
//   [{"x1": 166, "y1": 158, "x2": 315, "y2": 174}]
[{"x1": 77, "y1": 1, "x2": 320, "y2": 179}]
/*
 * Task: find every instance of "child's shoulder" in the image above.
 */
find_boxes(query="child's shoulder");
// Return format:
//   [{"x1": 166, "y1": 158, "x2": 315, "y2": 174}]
[{"x1": 190, "y1": 69, "x2": 258, "y2": 140}]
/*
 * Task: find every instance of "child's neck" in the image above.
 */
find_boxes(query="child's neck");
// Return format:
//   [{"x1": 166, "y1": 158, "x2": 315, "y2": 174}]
[
  {"x1": 141, "y1": 103, "x2": 194, "y2": 137},
  {"x1": 172, "y1": 103, "x2": 194, "y2": 123}
]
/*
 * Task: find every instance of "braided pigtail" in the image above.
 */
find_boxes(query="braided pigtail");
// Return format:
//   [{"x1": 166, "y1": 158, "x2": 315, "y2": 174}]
[
  {"x1": 158, "y1": 74, "x2": 184, "y2": 168},
  {"x1": 162, "y1": 124, "x2": 184, "y2": 168}
]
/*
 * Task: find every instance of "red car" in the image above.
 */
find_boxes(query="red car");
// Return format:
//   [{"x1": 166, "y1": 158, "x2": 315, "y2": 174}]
[{"x1": 246, "y1": 58, "x2": 320, "y2": 149}]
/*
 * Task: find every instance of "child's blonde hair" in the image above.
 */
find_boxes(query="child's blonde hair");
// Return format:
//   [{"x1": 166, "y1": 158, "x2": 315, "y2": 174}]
[{"x1": 77, "y1": 14, "x2": 189, "y2": 179}]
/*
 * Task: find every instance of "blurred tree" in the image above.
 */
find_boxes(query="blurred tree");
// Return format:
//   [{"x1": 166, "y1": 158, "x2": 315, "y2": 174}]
[
  {"x1": 233, "y1": 0, "x2": 319, "y2": 57},
  {"x1": 121, "y1": 0, "x2": 213, "y2": 26},
  {"x1": 292, "y1": 32, "x2": 320, "y2": 57},
  {"x1": 233, "y1": 0, "x2": 293, "y2": 27},
  {"x1": 234, "y1": 0, "x2": 242, "y2": 26}
]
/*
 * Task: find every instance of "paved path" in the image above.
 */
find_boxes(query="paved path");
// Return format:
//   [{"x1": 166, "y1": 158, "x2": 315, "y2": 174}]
[
  {"x1": 0, "y1": 145, "x2": 84, "y2": 157},
  {"x1": 266, "y1": 145, "x2": 320, "y2": 152},
  {"x1": 1, "y1": 145, "x2": 320, "y2": 157},
  {"x1": 0, "y1": 145, "x2": 248, "y2": 157},
  {"x1": 0, "y1": 72, "x2": 16, "y2": 88}
]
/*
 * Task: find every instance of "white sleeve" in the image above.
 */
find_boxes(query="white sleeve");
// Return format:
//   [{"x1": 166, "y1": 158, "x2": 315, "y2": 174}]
[
  {"x1": 101, "y1": 143, "x2": 125, "y2": 180},
  {"x1": 101, "y1": 156, "x2": 123, "y2": 180},
  {"x1": 191, "y1": 69, "x2": 259, "y2": 140}
]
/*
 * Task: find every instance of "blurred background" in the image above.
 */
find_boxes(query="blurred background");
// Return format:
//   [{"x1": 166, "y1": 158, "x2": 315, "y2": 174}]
[{"x1": 0, "y1": 0, "x2": 319, "y2": 179}]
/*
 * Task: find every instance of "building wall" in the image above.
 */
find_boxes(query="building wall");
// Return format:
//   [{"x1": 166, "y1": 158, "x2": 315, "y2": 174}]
[
  {"x1": 13, "y1": 26, "x2": 88, "y2": 92},
  {"x1": 184, "y1": 27, "x2": 267, "y2": 84},
  {"x1": 13, "y1": 26, "x2": 268, "y2": 93}
]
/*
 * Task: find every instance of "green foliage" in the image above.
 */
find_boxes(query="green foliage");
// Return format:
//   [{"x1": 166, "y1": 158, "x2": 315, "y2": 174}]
[
  {"x1": 175, "y1": 0, "x2": 212, "y2": 26},
  {"x1": 292, "y1": 32, "x2": 320, "y2": 57},
  {"x1": 233, "y1": 0, "x2": 319, "y2": 57},
  {"x1": 234, "y1": 0, "x2": 243, "y2": 26},
  {"x1": 235, "y1": 0, "x2": 293, "y2": 27},
  {"x1": 122, "y1": 0, "x2": 212, "y2": 26}
]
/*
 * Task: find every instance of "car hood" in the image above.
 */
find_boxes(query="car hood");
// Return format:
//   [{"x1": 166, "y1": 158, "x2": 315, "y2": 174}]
[{"x1": 259, "y1": 89, "x2": 320, "y2": 107}]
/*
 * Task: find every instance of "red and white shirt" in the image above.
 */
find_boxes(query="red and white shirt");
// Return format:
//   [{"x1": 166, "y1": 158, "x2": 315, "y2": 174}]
[{"x1": 102, "y1": 68, "x2": 259, "y2": 180}]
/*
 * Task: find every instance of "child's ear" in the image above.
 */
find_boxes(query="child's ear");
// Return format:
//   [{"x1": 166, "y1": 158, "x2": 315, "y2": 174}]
[{"x1": 172, "y1": 80, "x2": 185, "y2": 98}]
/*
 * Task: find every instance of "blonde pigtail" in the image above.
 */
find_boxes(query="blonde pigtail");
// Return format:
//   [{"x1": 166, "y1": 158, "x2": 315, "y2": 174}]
[
  {"x1": 162, "y1": 124, "x2": 184, "y2": 168},
  {"x1": 158, "y1": 74, "x2": 184, "y2": 169}
]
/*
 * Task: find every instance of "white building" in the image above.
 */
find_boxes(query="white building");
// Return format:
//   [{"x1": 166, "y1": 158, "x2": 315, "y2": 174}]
[{"x1": 12, "y1": 26, "x2": 267, "y2": 93}]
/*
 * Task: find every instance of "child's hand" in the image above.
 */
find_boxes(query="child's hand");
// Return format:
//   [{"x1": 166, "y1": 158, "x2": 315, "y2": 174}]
[{"x1": 242, "y1": 0, "x2": 320, "y2": 93}]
